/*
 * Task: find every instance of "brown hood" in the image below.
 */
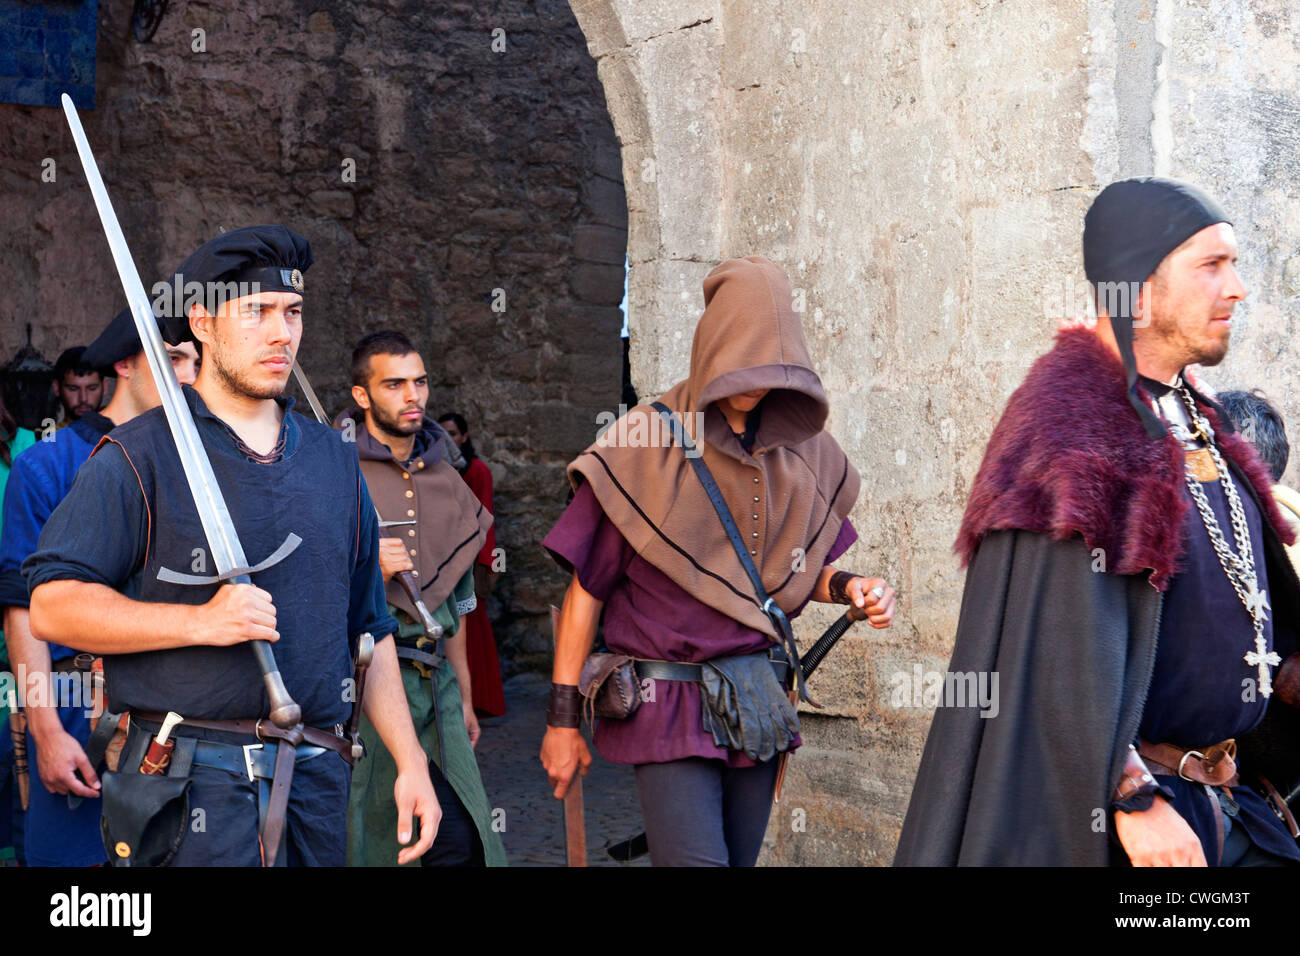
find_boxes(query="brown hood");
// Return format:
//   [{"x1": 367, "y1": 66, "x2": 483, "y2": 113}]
[{"x1": 568, "y1": 257, "x2": 859, "y2": 637}]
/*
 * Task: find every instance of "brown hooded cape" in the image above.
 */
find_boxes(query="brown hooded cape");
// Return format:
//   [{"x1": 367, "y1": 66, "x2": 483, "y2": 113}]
[
  {"x1": 336, "y1": 408, "x2": 492, "y2": 615},
  {"x1": 568, "y1": 256, "x2": 860, "y2": 638}
]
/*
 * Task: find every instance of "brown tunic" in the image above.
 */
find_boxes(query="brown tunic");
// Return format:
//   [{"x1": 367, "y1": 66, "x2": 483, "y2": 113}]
[{"x1": 341, "y1": 410, "x2": 493, "y2": 616}]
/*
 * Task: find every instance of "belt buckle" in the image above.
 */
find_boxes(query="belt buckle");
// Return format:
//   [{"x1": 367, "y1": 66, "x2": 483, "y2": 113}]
[
  {"x1": 413, "y1": 635, "x2": 436, "y2": 679},
  {"x1": 242, "y1": 743, "x2": 263, "y2": 781},
  {"x1": 1177, "y1": 749, "x2": 1206, "y2": 781}
]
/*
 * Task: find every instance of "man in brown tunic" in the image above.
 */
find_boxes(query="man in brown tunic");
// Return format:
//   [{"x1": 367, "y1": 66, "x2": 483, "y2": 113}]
[{"x1": 342, "y1": 330, "x2": 506, "y2": 867}]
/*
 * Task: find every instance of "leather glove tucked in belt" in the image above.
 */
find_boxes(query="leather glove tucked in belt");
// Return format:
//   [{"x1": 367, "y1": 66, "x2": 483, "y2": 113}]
[{"x1": 699, "y1": 652, "x2": 800, "y2": 762}]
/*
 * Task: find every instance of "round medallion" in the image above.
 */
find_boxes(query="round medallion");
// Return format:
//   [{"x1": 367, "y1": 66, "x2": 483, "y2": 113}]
[{"x1": 290, "y1": 268, "x2": 305, "y2": 292}]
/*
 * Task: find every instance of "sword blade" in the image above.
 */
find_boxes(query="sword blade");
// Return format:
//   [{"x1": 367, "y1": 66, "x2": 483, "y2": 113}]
[
  {"x1": 62, "y1": 95, "x2": 300, "y2": 729},
  {"x1": 290, "y1": 361, "x2": 329, "y2": 424},
  {"x1": 62, "y1": 95, "x2": 247, "y2": 579}
]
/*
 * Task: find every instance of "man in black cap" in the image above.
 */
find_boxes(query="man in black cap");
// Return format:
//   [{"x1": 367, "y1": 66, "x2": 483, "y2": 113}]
[
  {"x1": 0, "y1": 309, "x2": 197, "y2": 867},
  {"x1": 24, "y1": 225, "x2": 440, "y2": 866},
  {"x1": 895, "y1": 177, "x2": 1300, "y2": 866},
  {"x1": 50, "y1": 347, "x2": 103, "y2": 424}
]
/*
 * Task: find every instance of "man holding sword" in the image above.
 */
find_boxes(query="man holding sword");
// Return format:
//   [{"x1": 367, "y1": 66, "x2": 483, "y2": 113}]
[{"x1": 26, "y1": 225, "x2": 441, "y2": 865}]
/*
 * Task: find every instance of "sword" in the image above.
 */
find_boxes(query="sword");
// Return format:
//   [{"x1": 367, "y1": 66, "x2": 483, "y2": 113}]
[
  {"x1": 550, "y1": 605, "x2": 587, "y2": 866},
  {"x1": 62, "y1": 95, "x2": 301, "y2": 729}
]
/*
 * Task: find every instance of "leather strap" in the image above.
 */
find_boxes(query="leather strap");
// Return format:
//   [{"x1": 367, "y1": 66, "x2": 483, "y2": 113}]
[
  {"x1": 1205, "y1": 785, "x2": 1225, "y2": 866},
  {"x1": 132, "y1": 713, "x2": 352, "y2": 764},
  {"x1": 651, "y1": 402, "x2": 811, "y2": 704},
  {"x1": 1138, "y1": 738, "x2": 1239, "y2": 787},
  {"x1": 259, "y1": 738, "x2": 297, "y2": 868},
  {"x1": 635, "y1": 655, "x2": 790, "y2": 683},
  {"x1": 68, "y1": 707, "x2": 127, "y2": 811}
]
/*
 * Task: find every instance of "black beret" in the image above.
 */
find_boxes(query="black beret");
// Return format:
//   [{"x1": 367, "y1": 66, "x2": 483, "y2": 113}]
[
  {"x1": 159, "y1": 225, "x2": 313, "y2": 344},
  {"x1": 81, "y1": 306, "x2": 154, "y2": 377}
]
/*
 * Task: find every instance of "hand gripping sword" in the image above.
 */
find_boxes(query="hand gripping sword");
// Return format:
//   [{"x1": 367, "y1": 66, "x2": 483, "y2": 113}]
[{"x1": 62, "y1": 96, "x2": 302, "y2": 729}]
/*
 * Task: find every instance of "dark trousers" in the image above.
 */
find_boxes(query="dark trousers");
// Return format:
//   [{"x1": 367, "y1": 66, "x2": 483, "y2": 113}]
[
  {"x1": 634, "y1": 757, "x2": 779, "y2": 866},
  {"x1": 420, "y1": 759, "x2": 484, "y2": 867}
]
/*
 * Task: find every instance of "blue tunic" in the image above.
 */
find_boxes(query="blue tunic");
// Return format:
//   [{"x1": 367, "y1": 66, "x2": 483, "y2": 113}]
[
  {"x1": 0, "y1": 413, "x2": 114, "y2": 867},
  {"x1": 23, "y1": 387, "x2": 397, "y2": 865},
  {"x1": 1133, "y1": 380, "x2": 1300, "y2": 865}
]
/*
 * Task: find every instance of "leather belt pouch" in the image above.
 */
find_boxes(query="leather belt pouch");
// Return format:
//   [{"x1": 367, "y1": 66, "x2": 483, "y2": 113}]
[
  {"x1": 699, "y1": 651, "x2": 800, "y2": 763},
  {"x1": 578, "y1": 652, "x2": 641, "y2": 720},
  {"x1": 100, "y1": 733, "x2": 195, "y2": 867}
]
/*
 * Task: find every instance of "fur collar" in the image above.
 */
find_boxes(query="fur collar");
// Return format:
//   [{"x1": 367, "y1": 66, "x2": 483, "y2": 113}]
[{"x1": 956, "y1": 327, "x2": 1293, "y2": 590}]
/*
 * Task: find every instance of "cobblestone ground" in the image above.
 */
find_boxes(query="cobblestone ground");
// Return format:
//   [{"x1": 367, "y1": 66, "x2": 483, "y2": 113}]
[{"x1": 475, "y1": 673, "x2": 650, "y2": 867}]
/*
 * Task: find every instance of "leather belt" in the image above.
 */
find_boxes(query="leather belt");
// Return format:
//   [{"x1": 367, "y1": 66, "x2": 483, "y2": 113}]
[
  {"x1": 635, "y1": 651, "x2": 790, "y2": 684},
  {"x1": 1138, "y1": 738, "x2": 1238, "y2": 787},
  {"x1": 51, "y1": 653, "x2": 96, "y2": 674},
  {"x1": 1139, "y1": 737, "x2": 1238, "y2": 866},
  {"x1": 132, "y1": 712, "x2": 353, "y2": 868}
]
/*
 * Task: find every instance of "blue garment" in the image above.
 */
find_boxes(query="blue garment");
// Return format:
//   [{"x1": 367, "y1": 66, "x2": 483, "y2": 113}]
[
  {"x1": 1139, "y1": 432, "x2": 1300, "y2": 865},
  {"x1": 0, "y1": 413, "x2": 114, "y2": 867},
  {"x1": 23, "y1": 386, "x2": 396, "y2": 865}
]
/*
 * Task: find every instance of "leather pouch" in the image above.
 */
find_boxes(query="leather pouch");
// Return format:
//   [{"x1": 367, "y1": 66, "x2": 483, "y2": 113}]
[
  {"x1": 578, "y1": 652, "x2": 641, "y2": 721},
  {"x1": 99, "y1": 733, "x2": 194, "y2": 867}
]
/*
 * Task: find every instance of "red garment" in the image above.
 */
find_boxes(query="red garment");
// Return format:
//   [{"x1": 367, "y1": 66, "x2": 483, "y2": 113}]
[{"x1": 460, "y1": 456, "x2": 505, "y2": 717}]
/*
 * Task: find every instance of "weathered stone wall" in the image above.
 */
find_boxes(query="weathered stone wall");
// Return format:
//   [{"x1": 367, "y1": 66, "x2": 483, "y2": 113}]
[
  {"x1": 569, "y1": 0, "x2": 1300, "y2": 865},
  {"x1": 0, "y1": 0, "x2": 627, "y2": 669}
]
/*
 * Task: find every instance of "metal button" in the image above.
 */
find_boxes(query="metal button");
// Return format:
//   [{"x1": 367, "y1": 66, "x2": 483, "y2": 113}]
[
  {"x1": 407, "y1": 509, "x2": 415, "y2": 517},
  {"x1": 402, "y1": 472, "x2": 410, "y2": 480},
  {"x1": 753, "y1": 496, "x2": 759, "y2": 502},
  {"x1": 750, "y1": 549, "x2": 757, "y2": 555},
  {"x1": 753, "y1": 477, "x2": 759, "y2": 483},
  {"x1": 408, "y1": 529, "x2": 415, "y2": 537},
  {"x1": 417, "y1": 462, "x2": 424, "y2": 469},
  {"x1": 405, "y1": 490, "x2": 414, "y2": 498},
  {"x1": 751, "y1": 532, "x2": 758, "y2": 538},
  {"x1": 752, "y1": 514, "x2": 759, "y2": 520},
  {"x1": 409, "y1": 549, "x2": 417, "y2": 556}
]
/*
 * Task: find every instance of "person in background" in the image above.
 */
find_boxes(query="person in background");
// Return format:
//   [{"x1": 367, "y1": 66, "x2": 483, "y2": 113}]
[
  {"x1": 50, "y1": 347, "x2": 103, "y2": 424},
  {"x1": 438, "y1": 412, "x2": 506, "y2": 719},
  {"x1": 1, "y1": 308, "x2": 198, "y2": 867},
  {"x1": 1218, "y1": 389, "x2": 1300, "y2": 576},
  {"x1": 0, "y1": 393, "x2": 37, "y2": 866}
]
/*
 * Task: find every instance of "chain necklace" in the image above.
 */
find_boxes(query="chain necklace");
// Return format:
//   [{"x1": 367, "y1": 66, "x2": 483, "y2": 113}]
[{"x1": 1176, "y1": 386, "x2": 1280, "y2": 697}]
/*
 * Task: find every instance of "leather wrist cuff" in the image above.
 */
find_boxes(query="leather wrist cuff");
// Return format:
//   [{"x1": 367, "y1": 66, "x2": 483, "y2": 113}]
[
  {"x1": 1112, "y1": 744, "x2": 1159, "y2": 804},
  {"x1": 828, "y1": 570, "x2": 857, "y2": 605},
  {"x1": 1274, "y1": 652, "x2": 1300, "y2": 708},
  {"x1": 546, "y1": 683, "x2": 582, "y2": 729}
]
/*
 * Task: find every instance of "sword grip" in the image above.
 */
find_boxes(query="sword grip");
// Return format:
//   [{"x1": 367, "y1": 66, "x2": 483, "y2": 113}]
[
  {"x1": 397, "y1": 571, "x2": 443, "y2": 639},
  {"x1": 233, "y1": 572, "x2": 301, "y2": 729},
  {"x1": 800, "y1": 612, "x2": 856, "y2": 681}
]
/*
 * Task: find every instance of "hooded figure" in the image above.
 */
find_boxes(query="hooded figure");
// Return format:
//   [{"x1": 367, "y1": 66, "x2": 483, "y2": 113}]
[{"x1": 541, "y1": 256, "x2": 893, "y2": 867}]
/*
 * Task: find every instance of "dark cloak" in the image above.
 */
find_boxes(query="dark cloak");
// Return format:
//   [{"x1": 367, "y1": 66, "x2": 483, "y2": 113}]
[{"x1": 893, "y1": 328, "x2": 1300, "y2": 866}]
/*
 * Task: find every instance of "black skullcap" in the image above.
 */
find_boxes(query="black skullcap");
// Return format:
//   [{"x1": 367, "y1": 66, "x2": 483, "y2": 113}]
[
  {"x1": 81, "y1": 307, "x2": 150, "y2": 377},
  {"x1": 159, "y1": 225, "x2": 313, "y2": 345},
  {"x1": 1083, "y1": 177, "x2": 1230, "y2": 438}
]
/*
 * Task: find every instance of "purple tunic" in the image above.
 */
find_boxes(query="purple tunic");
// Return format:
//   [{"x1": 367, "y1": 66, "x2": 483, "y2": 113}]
[{"x1": 543, "y1": 480, "x2": 857, "y2": 767}]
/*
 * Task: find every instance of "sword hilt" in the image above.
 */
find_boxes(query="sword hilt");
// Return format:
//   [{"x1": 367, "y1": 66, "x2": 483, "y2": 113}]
[
  {"x1": 231, "y1": 571, "x2": 301, "y2": 729},
  {"x1": 396, "y1": 571, "x2": 443, "y2": 639}
]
